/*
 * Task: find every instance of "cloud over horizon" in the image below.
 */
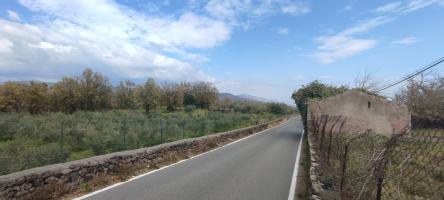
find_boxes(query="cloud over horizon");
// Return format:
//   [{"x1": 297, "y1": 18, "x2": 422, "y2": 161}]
[{"x1": 0, "y1": 0, "x2": 311, "y2": 83}]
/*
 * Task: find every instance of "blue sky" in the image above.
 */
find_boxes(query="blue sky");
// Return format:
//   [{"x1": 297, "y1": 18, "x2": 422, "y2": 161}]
[{"x1": 0, "y1": 0, "x2": 443, "y2": 104}]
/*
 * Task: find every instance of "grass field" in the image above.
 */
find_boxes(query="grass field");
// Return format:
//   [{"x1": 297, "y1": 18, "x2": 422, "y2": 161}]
[
  {"x1": 312, "y1": 129, "x2": 443, "y2": 199},
  {"x1": 0, "y1": 109, "x2": 281, "y2": 175}
]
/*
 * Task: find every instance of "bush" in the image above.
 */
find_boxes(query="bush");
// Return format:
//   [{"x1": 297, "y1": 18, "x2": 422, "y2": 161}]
[{"x1": 184, "y1": 105, "x2": 196, "y2": 112}]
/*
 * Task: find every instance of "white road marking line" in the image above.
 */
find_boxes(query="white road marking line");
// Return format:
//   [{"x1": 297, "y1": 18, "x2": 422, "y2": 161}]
[
  {"x1": 288, "y1": 129, "x2": 304, "y2": 200},
  {"x1": 73, "y1": 118, "x2": 293, "y2": 200}
]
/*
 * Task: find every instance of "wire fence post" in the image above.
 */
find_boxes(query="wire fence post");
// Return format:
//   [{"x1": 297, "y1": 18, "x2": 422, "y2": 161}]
[
  {"x1": 214, "y1": 118, "x2": 217, "y2": 133},
  {"x1": 165, "y1": 119, "x2": 168, "y2": 142},
  {"x1": 182, "y1": 120, "x2": 185, "y2": 139},
  {"x1": 59, "y1": 121, "x2": 64, "y2": 162},
  {"x1": 122, "y1": 119, "x2": 127, "y2": 149},
  {"x1": 160, "y1": 118, "x2": 164, "y2": 143},
  {"x1": 340, "y1": 143, "x2": 349, "y2": 194},
  {"x1": 376, "y1": 177, "x2": 384, "y2": 200},
  {"x1": 201, "y1": 119, "x2": 204, "y2": 135}
]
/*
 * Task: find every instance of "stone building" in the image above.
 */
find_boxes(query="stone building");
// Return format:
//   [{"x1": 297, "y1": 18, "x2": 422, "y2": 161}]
[{"x1": 307, "y1": 90, "x2": 410, "y2": 135}]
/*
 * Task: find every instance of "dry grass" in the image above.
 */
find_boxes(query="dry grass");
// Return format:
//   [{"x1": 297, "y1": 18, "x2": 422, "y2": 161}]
[
  {"x1": 295, "y1": 133, "x2": 311, "y2": 199},
  {"x1": 310, "y1": 129, "x2": 443, "y2": 200}
]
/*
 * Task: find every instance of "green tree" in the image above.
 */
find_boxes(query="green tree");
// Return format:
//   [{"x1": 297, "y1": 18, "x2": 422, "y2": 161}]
[
  {"x1": 268, "y1": 103, "x2": 287, "y2": 115},
  {"x1": 138, "y1": 78, "x2": 160, "y2": 113},
  {"x1": 51, "y1": 77, "x2": 80, "y2": 114},
  {"x1": 160, "y1": 82, "x2": 187, "y2": 111},
  {"x1": 25, "y1": 81, "x2": 50, "y2": 114},
  {"x1": 78, "y1": 68, "x2": 112, "y2": 111},
  {"x1": 160, "y1": 82, "x2": 178, "y2": 111},
  {"x1": 114, "y1": 80, "x2": 136, "y2": 109},
  {"x1": 292, "y1": 80, "x2": 348, "y2": 129},
  {"x1": 190, "y1": 82, "x2": 218, "y2": 109},
  {"x1": 0, "y1": 82, "x2": 26, "y2": 112}
]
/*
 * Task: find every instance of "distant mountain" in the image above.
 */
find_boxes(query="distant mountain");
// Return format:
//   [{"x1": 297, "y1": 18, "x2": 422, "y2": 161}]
[
  {"x1": 218, "y1": 93, "x2": 273, "y2": 103},
  {"x1": 237, "y1": 94, "x2": 275, "y2": 103}
]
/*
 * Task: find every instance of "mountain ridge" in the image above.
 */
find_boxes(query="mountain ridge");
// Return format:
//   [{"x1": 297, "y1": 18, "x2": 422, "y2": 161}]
[{"x1": 218, "y1": 93, "x2": 274, "y2": 103}]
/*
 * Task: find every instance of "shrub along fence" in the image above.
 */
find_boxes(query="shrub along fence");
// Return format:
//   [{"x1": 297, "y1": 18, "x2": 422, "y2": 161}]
[
  {"x1": 308, "y1": 115, "x2": 443, "y2": 200},
  {"x1": 0, "y1": 117, "x2": 290, "y2": 200},
  {"x1": 0, "y1": 114, "x2": 277, "y2": 175}
]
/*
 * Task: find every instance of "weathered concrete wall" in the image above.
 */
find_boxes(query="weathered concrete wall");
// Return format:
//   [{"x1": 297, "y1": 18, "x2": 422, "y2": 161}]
[
  {"x1": 308, "y1": 91, "x2": 410, "y2": 135},
  {"x1": 0, "y1": 118, "x2": 288, "y2": 200}
]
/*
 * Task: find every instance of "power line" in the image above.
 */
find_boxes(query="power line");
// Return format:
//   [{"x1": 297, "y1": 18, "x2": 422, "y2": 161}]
[{"x1": 376, "y1": 56, "x2": 444, "y2": 92}]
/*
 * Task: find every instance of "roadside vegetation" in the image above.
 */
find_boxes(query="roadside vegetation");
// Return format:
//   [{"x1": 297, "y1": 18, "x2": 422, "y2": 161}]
[
  {"x1": 291, "y1": 80, "x2": 348, "y2": 129},
  {"x1": 291, "y1": 73, "x2": 443, "y2": 199},
  {"x1": 395, "y1": 72, "x2": 444, "y2": 121},
  {"x1": 0, "y1": 69, "x2": 296, "y2": 175}
]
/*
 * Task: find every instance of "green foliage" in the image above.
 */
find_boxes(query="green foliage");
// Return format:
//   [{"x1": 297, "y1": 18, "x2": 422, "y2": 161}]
[
  {"x1": 0, "y1": 68, "x2": 219, "y2": 115},
  {"x1": 291, "y1": 80, "x2": 348, "y2": 129},
  {"x1": 77, "y1": 68, "x2": 113, "y2": 111},
  {"x1": 67, "y1": 150, "x2": 95, "y2": 161},
  {"x1": 0, "y1": 81, "x2": 50, "y2": 114},
  {"x1": 267, "y1": 103, "x2": 294, "y2": 115},
  {"x1": 114, "y1": 80, "x2": 136, "y2": 109},
  {"x1": 184, "y1": 105, "x2": 196, "y2": 112},
  {"x1": 137, "y1": 78, "x2": 161, "y2": 113},
  {"x1": 0, "y1": 110, "x2": 282, "y2": 175},
  {"x1": 190, "y1": 82, "x2": 218, "y2": 109},
  {"x1": 51, "y1": 77, "x2": 80, "y2": 114}
]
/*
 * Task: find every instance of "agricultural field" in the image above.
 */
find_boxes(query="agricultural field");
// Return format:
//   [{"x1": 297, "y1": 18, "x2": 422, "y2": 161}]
[{"x1": 0, "y1": 109, "x2": 281, "y2": 175}]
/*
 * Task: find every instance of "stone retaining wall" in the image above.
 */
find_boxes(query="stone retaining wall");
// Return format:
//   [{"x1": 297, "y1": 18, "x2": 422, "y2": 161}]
[
  {"x1": 0, "y1": 118, "x2": 288, "y2": 200},
  {"x1": 307, "y1": 132, "x2": 323, "y2": 200}
]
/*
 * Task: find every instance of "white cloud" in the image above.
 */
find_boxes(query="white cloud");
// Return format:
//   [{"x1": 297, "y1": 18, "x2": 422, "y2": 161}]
[
  {"x1": 204, "y1": 0, "x2": 249, "y2": 21},
  {"x1": 153, "y1": 12, "x2": 230, "y2": 49},
  {"x1": 312, "y1": 0, "x2": 441, "y2": 64},
  {"x1": 392, "y1": 36, "x2": 418, "y2": 45},
  {"x1": 402, "y1": 0, "x2": 441, "y2": 13},
  {"x1": 277, "y1": 28, "x2": 289, "y2": 35},
  {"x1": 311, "y1": 17, "x2": 390, "y2": 64},
  {"x1": 7, "y1": 10, "x2": 21, "y2": 21},
  {"x1": 0, "y1": 0, "x2": 233, "y2": 81},
  {"x1": 313, "y1": 36, "x2": 377, "y2": 64},
  {"x1": 3, "y1": 0, "x2": 313, "y2": 81},
  {"x1": 374, "y1": 1, "x2": 402, "y2": 13},
  {"x1": 374, "y1": 0, "x2": 441, "y2": 14},
  {"x1": 0, "y1": 39, "x2": 14, "y2": 54},
  {"x1": 281, "y1": 3, "x2": 311, "y2": 15},
  {"x1": 339, "y1": 16, "x2": 394, "y2": 36},
  {"x1": 204, "y1": 0, "x2": 310, "y2": 26}
]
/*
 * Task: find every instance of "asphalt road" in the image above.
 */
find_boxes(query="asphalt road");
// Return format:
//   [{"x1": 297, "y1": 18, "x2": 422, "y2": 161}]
[{"x1": 78, "y1": 118, "x2": 303, "y2": 200}]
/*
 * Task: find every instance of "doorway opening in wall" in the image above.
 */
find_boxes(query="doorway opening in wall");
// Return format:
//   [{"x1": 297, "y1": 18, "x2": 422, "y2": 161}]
[{"x1": 368, "y1": 101, "x2": 371, "y2": 109}]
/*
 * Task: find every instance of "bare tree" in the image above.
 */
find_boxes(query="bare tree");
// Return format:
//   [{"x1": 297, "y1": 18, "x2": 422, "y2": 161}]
[
  {"x1": 354, "y1": 70, "x2": 378, "y2": 92},
  {"x1": 395, "y1": 72, "x2": 444, "y2": 117}
]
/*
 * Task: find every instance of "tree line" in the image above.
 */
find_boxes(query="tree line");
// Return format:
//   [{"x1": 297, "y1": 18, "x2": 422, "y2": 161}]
[
  {"x1": 395, "y1": 73, "x2": 444, "y2": 118},
  {"x1": 0, "y1": 69, "x2": 218, "y2": 114},
  {"x1": 291, "y1": 72, "x2": 444, "y2": 127}
]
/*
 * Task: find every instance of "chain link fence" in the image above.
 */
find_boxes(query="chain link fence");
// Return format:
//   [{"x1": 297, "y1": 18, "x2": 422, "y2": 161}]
[
  {"x1": 308, "y1": 114, "x2": 443, "y2": 200},
  {"x1": 0, "y1": 113, "x2": 278, "y2": 175}
]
